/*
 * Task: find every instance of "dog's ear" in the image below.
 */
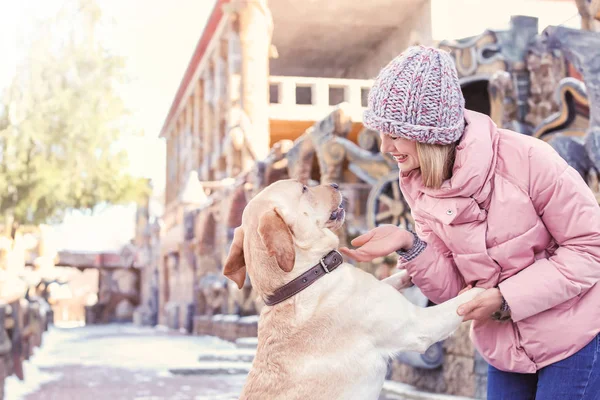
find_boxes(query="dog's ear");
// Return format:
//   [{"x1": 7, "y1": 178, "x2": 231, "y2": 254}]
[
  {"x1": 258, "y1": 208, "x2": 295, "y2": 272},
  {"x1": 223, "y1": 227, "x2": 246, "y2": 289}
]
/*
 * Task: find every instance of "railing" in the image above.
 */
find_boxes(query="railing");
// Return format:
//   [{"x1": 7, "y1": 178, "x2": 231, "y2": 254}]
[{"x1": 269, "y1": 76, "x2": 373, "y2": 122}]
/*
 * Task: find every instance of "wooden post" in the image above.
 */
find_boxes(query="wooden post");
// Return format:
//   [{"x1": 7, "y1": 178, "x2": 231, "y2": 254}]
[
  {"x1": 178, "y1": 117, "x2": 186, "y2": 193},
  {"x1": 225, "y1": 14, "x2": 244, "y2": 177},
  {"x1": 202, "y1": 68, "x2": 213, "y2": 180},
  {"x1": 238, "y1": 0, "x2": 273, "y2": 162},
  {"x1": 166, "y1": 135, "x2": 174, "y2": 204},
  {"x1": 219, "y1": 38, "x2": 229, "y2": 178},
  {"x1": 185, "y1": 100, "x2": 193, "y2": 174},
  {"x1": 175, "y1": 119, "x2": 181, "y2": 195},
  {"x1": 193, "y1": 80, "x2": 202, "y2": 170},
  {"x1": 213, "y1": 42, "x2": 225, "y2": 179}
]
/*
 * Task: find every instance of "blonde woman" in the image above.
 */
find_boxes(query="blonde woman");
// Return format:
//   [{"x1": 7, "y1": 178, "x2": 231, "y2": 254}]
[{"x1": 340, "y1": 46, "x2": 600, "y2": 399}]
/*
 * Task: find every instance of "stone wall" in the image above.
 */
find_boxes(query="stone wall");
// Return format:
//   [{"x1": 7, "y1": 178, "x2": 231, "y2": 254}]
[
  {"x1": 193, "y1": 314, "x2": 258, "y2": 342},
  {"x1": 389, "y1": 321, "x2": 487, "y2": 399},
  {"x1": 94, "y1": 268, "x2": 140, "y2": 323},
  {"x1": 160, "y1": 248, "x2": 196, "y2": 331}
]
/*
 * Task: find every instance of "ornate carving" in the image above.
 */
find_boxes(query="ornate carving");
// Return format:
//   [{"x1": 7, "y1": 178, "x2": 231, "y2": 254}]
[
  {"x1": 244, "y1": 139, "x2": 294, "y2": 200},
  {"x1": 495, "y1": 16, "x2": 540, "y2": 133},
  {"x1": 196, "y1": 212, "x2": 218, "y2": 256},
  {"x1": 532, "y1": 77, "x2": 589, "y2": 141},
  {"x1": 226, "y1": 274, "x2": 262, "y2": 316},
  {"x1": 543, "y1": 25, "x2": 600, "y2": 174},
  {"x1": 525, "y1": 42, "x2": 567, "y2": 129},
  {"x1": 489, "y1": 40, "x2": 567, "y2": 133},
  {"x1": 263, "y1": 139, "x2": 293, "y2": 185},
  {"x1": 442, "y1": 16, "x2": 540, "y2": 134},
  {"x1": 306, "y1": 105, "x2": 353, "y2": 184},
  {"x1": 285, "y1": 132, "x2": 316, "y2": 183},
  {"x1": 366, "y1": 172, "x2": 414, "y2": 230},
  {"x1": 356, "y1": 127, "x2": 400, "y2": 171},
  {"x1": 488, "y1": 70, "x2": 517, "y2": 128},
  {"x1": 357, "y1": 128, "x2": 381, "y2": 153},
  {"x1": 587, "y1": 168, "x2": 600, "y2": 203},
  {"x1": 197, "y1": 274, "x2": 227, "y2": 316},
  {"x1": 438, "y1": 30, "x2": 505, "y2": 79},
  {"x1": 309, "y1": 105, "x2": 394, "y2": 185},
  {"x1": 549, "y1": 135, "x2": 592, "y2": 178},
  {"x1": 225, "y1": 108, "x2": 259, "y2": 177}
]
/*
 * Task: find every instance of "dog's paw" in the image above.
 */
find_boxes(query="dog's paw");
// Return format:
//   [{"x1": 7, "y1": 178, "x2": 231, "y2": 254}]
[
  {"x1": 458, "y1": 286, "x2": 485, "y2": 302},
  {"x1": 381, "y1": 270, "x2": 413, "y2": 291}
]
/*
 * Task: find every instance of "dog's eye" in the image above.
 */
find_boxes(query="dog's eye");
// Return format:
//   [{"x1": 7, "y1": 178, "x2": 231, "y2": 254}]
[{"x1": 302, "y1": 185, "x2": 308, "y2": 193}]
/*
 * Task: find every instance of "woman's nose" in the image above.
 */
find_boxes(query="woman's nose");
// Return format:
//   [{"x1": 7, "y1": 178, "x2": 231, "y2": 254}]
[{"x1": 380, "y1": 134, "x2": 395, "y2": 153}]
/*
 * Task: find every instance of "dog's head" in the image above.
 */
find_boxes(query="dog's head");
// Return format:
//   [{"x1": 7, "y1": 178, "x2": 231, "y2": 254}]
[{"x1": 222, "y1": 179, "x2": 344, "y2": 294}]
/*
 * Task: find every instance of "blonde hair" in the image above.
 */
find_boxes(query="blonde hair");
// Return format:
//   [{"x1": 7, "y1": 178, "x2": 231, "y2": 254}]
[{"x1": 415, "y1": 142, "x2": 457, "y2": 189}]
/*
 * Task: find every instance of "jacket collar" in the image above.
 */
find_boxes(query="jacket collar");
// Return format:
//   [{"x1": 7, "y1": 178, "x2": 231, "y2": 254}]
[{"x1": 401, "y1": 110, "x2": 499, "y2": 206}]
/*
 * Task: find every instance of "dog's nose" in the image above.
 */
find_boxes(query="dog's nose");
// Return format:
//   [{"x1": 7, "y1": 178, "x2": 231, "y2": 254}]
[{"x1": 330, "y1": 183, "x2": 339, "y2": 190}]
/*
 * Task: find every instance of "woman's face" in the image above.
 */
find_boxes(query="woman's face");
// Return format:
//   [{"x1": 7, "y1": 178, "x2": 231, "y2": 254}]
[{"x1": 379, "y1": 133, "x2": 420, "y2": 173}]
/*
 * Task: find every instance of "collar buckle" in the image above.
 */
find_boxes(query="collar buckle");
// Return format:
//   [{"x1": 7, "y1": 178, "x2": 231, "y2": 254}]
[{"x1": 319, "y1": 257, "x2": 330, "y2": 273}]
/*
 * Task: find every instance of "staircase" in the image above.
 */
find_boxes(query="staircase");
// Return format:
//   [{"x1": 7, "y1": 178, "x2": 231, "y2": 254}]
[{"x1": 169, "y1": 336, "x2": 257, "y2": 376}]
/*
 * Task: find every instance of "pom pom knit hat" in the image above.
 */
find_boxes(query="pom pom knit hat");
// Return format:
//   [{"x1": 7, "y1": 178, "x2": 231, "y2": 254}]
[{"x1": 363, "y1": 46, "x2": 466, "y2": 145}]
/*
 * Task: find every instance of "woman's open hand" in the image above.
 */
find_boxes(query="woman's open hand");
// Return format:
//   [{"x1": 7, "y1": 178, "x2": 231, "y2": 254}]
[{"x1": 340, "y1": 224, "x2": 413, "y2": 262}]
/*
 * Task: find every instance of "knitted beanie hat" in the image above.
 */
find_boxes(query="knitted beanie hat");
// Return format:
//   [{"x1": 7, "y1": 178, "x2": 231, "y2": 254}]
[{"x1": 363, "y1": 46, "x2": 465, "y2": 145}]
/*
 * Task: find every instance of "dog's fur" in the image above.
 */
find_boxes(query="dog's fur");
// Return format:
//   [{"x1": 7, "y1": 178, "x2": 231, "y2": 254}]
[{"x1": 223, "y1": 179, "x2": 483, "y2": 400}]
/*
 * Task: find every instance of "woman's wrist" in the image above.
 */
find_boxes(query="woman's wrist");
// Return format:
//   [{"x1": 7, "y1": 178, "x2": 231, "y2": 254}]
[
  {"x1": 394, "y1": 229, "x2": 413, "y2": 251},
  {"x1": 491, "y1": 288, "x2": 511, "y2": 321},
  {"x1": 395, "y1": 230, "x2": 426, "y2": 262},
  {"x1": 403, "y1": 229, "x2": 415, "y2": 249}
]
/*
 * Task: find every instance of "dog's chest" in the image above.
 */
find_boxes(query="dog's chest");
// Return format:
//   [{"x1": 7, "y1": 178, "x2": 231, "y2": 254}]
[
  {"x1": 246, "y1": 333, "x2": 389, "y2": 400},
  {"x1": 332, "y1": 351, "x2": 389, "y2": 400},
  {"x1": 292, "y1": 342, "x2": 389, "y2": 399}
]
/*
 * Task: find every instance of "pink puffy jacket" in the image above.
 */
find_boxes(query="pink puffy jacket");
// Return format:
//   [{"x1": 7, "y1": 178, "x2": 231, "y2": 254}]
[{"x1": 399, "y1": 110, "x2": 600, "y2": 373}]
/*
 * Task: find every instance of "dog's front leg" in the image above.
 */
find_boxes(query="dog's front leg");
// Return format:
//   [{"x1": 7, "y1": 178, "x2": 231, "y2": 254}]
[
  {"x1": 380, "y1": 270, "x2": 413, "y2": 291},
  {"x1": 402, "y1": 288, "x2": 484, "y2": 353},
  {"x1": 372, "y1": 285, "x2": 484, "y2": 354}
]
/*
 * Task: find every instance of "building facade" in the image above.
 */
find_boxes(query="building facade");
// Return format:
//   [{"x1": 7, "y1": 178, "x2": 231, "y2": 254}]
[{"x1": 156, "y1": 0, "x2": 432, "y2": 330}]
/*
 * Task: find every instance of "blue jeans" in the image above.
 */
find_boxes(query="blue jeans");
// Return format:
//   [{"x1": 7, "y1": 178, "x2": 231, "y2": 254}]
[{"x1": 487, "y1": 334, "x2": 600, "y2": 400}]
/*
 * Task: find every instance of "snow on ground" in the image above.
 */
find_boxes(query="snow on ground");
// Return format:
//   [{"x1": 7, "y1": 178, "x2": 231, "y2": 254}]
[
  {"x1": 4, "y1": 324, "x2": 247, "y2": 400},
  {"x1": 4, "y1": 323, "x2": 471, "y2": 400}
]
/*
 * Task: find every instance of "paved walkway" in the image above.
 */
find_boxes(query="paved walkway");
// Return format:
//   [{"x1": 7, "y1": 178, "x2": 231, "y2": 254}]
[{"x1": 4, "y1": 324, "x2": 471, "y2": 400}]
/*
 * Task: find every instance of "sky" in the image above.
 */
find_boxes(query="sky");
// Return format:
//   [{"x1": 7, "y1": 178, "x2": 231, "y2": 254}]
[
  {"x1": 431, "y1": 0, "x2": 580, "y2": 41},
  {"x1": 0, "y1": 0, "x2": 580, "y2": 252}
]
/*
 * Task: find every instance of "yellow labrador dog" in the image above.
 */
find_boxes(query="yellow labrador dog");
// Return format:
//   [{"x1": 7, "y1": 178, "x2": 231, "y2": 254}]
[{"x1": 223, "y1": 179, "x2": 483, "y2": 400}]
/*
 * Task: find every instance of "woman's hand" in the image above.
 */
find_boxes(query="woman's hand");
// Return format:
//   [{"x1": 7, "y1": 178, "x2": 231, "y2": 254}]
[
  {"x1": 340, "y1": 224, "x2": 413, "y2": 262},
  {"x1": 457, "y1": 288, "x2": 503, "y2": 321}
]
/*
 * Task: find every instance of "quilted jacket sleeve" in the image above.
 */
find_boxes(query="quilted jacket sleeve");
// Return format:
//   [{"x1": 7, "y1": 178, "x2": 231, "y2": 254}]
[
  {"x1": 498, "y1": 143, "x2": 600, "y2": 322},
  {"x1": 399, "y1": 215, "x2": 466, "y2": 304}
]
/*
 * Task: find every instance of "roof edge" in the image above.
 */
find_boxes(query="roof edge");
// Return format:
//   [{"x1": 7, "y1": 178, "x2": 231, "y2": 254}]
[{"x1": 159, "y1": 0, "x2": 230, "y2": 138}]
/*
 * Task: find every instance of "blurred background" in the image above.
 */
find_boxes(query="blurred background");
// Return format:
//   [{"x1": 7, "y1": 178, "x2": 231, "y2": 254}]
[{"x1": 0, "y1": 0, "x2": 597, "y2": 399}]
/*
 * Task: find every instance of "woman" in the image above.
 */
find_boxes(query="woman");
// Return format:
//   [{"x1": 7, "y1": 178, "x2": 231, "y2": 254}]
[{"x1": 340, "y1": 46, "x2": 600, "y2": 399}]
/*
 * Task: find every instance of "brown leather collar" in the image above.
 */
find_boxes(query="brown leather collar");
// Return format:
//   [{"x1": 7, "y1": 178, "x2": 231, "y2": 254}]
[{"x1": 264, "y1": 250, "x2": 343, "y2": 306}]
